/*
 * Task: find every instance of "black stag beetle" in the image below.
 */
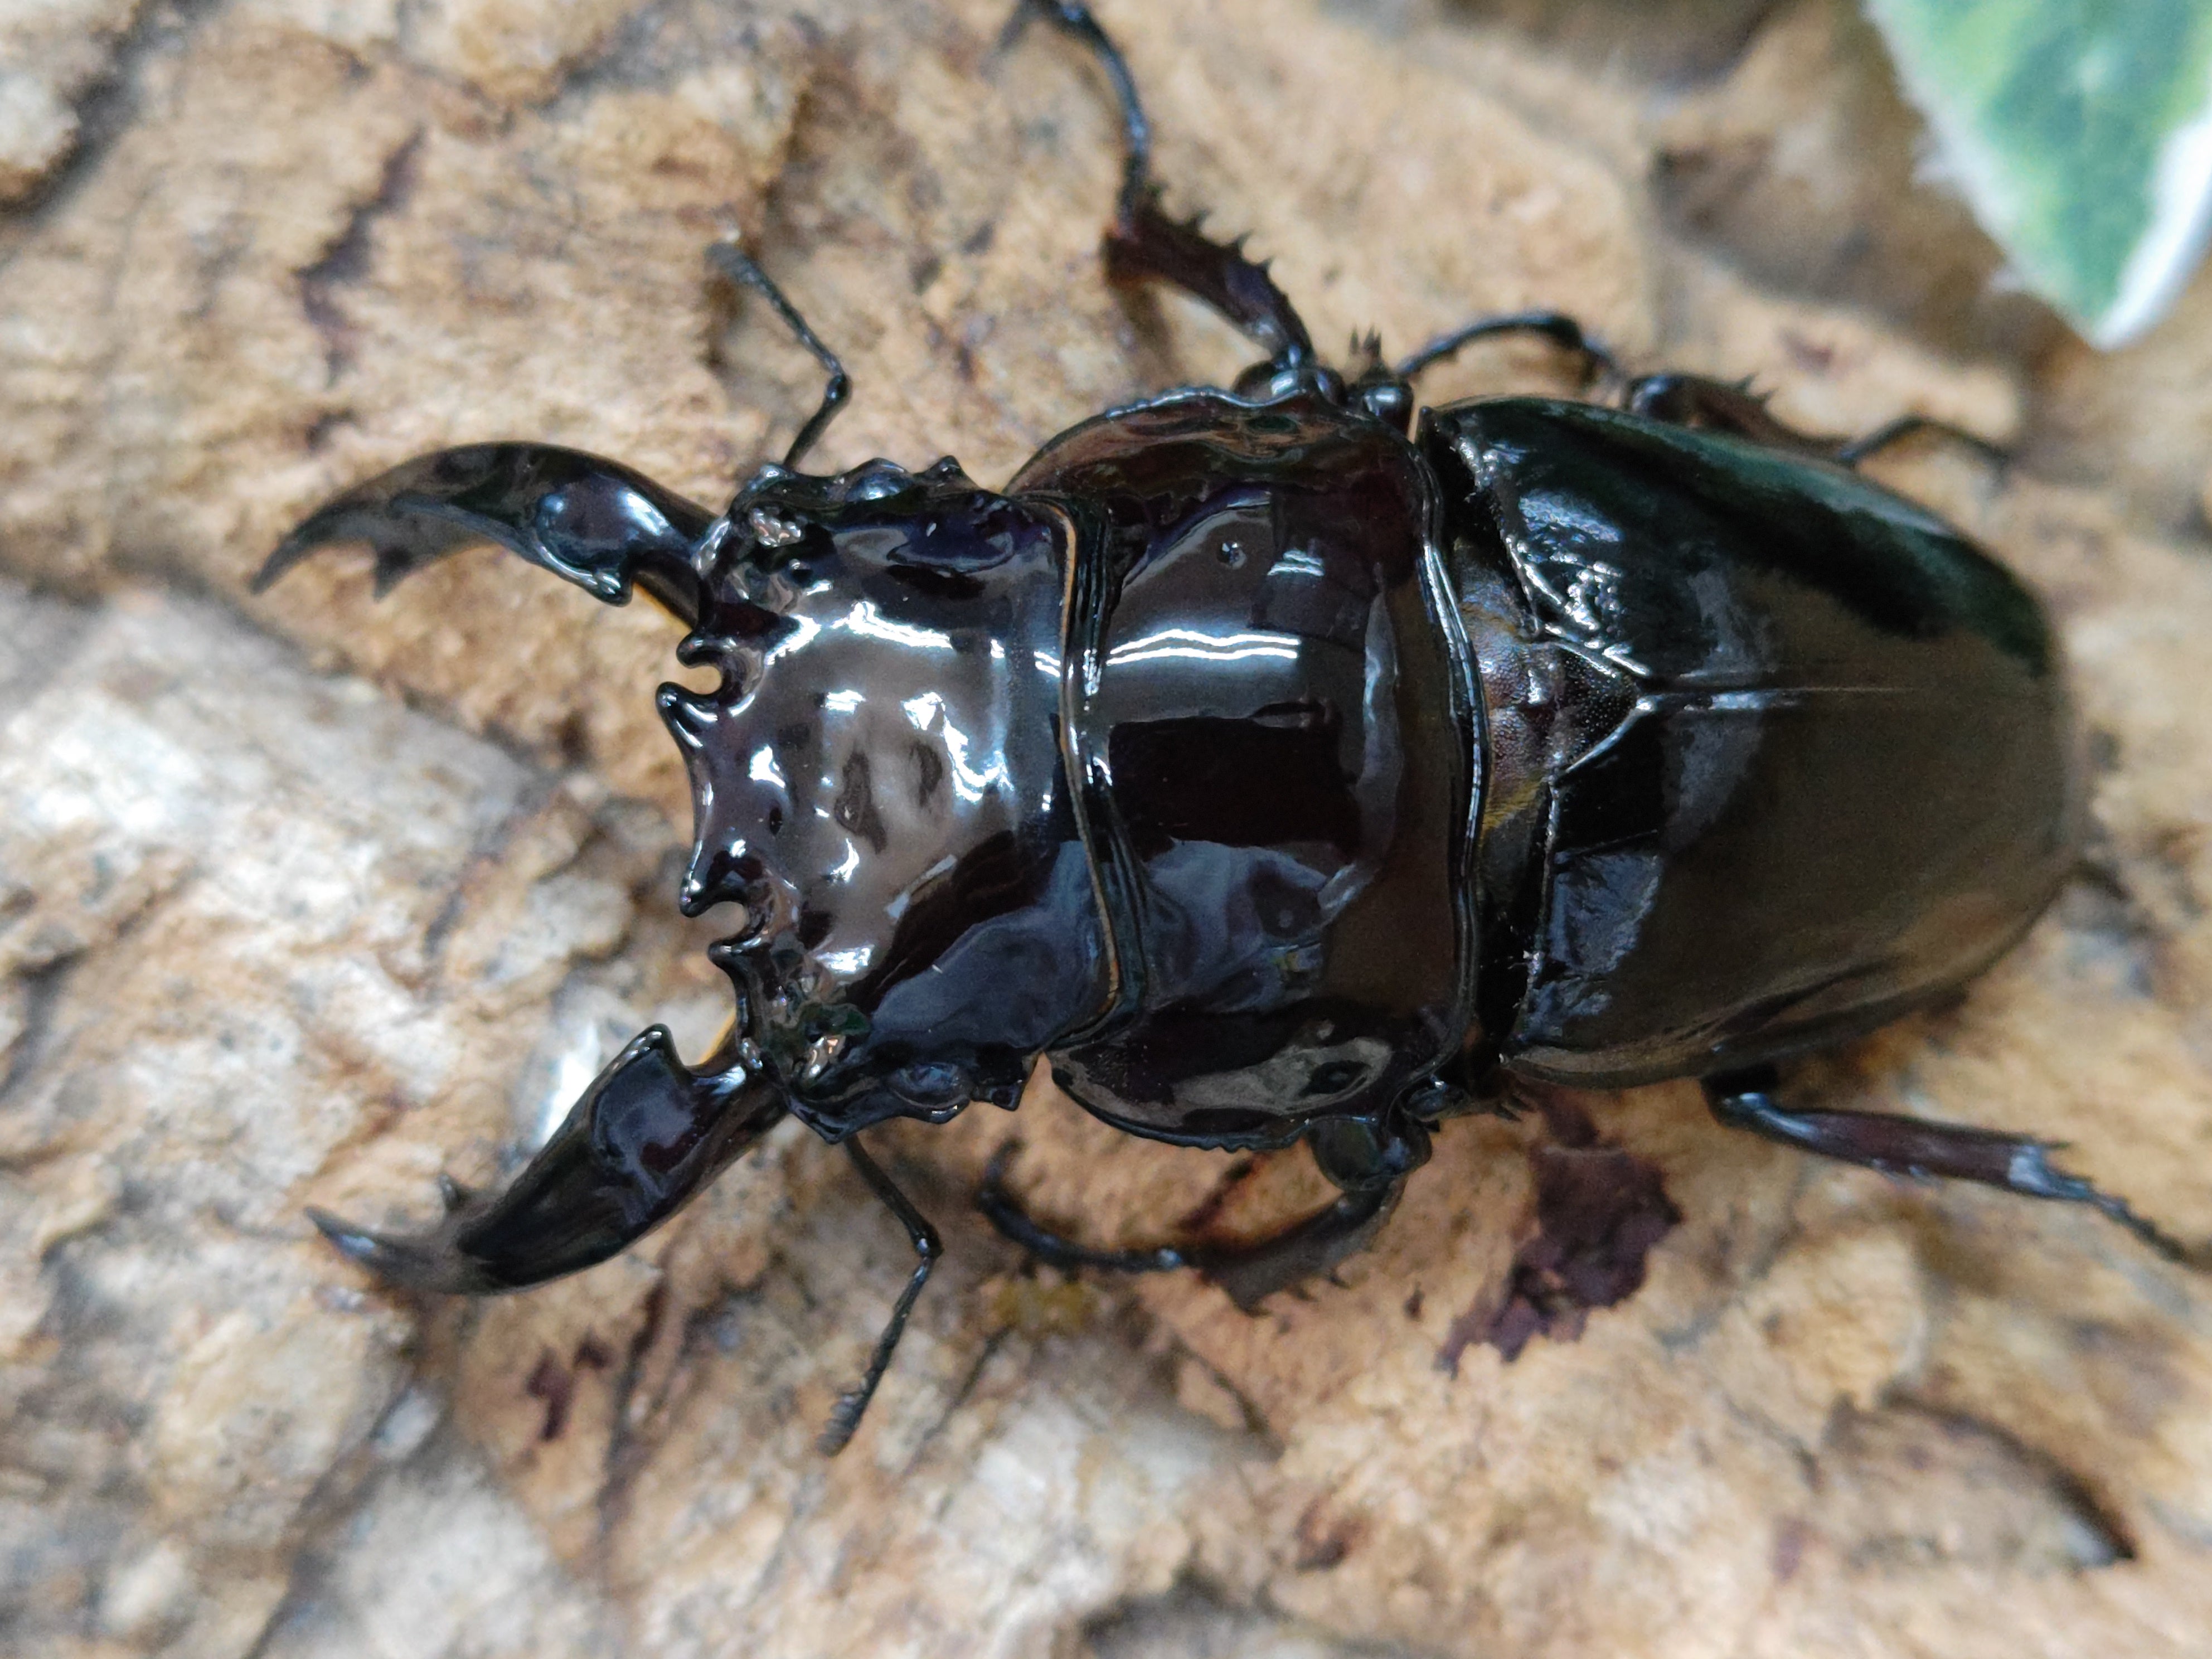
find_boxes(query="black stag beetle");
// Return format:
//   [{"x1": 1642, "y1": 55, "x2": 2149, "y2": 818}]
[{"x1": 261, "y1": 1, "x2": 2204, "y2": 1452}]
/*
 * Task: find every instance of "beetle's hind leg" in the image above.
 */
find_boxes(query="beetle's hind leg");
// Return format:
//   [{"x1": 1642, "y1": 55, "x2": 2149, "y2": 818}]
[
  {"x1": 1705, "y1": 1068, "x2": 2209, "y2": 1269},
  {"x1": 978, "y1": 1115, "x2": 1429, "y2": 1312},
  {"x1": 1007, "y1": 0, "x2": 1320, "y2": 380},
  {"x1": 1623, "y1": 372, "x2": 2010, "y2": 470}
]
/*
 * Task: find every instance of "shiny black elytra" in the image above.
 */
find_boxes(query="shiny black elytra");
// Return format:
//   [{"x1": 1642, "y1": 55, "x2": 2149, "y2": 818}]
[{"x1": 261, "y1": 1, "x2": 2202, "y2": 1453}]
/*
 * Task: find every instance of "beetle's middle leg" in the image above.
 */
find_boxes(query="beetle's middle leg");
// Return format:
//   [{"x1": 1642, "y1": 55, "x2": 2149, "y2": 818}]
[
  {"x1": 1705, "y1": 1068, "x2": 2208, "y2": 1268},
  {"x1": 978, "y1": 1113, "x2": 1430, "y2": 1311},
  {"x1": 1009, "y1": 0, "x2": 1320, "y2": 380}
]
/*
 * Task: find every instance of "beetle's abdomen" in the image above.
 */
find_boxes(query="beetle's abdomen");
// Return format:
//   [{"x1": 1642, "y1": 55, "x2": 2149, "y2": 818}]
[
  {"x1": 1425, "y1": 399, "x2": 2076, "y2": 1087},
  {"x1": 1012, "y1": 392, "x2": 1477, "y2": 1146}
]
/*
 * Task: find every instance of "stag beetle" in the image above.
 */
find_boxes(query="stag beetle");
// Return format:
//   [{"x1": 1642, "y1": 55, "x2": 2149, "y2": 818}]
[{"x1": 261, "y1": 1, "x2": 2202, "y2": 1453}]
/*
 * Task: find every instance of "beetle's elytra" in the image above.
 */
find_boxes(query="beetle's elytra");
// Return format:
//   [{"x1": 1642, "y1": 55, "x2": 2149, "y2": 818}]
[{"x1": 262, "y1": 1, "x2": 2204, "y2": 1453}]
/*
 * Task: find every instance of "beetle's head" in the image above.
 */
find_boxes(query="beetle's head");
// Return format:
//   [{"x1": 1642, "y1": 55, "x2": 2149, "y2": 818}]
[{"x1": 660, "y1": 457, "x2": 1086, "y2": 1102}]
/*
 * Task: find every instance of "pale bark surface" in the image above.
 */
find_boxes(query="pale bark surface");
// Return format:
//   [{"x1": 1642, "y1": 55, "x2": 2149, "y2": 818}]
[{"x1": 3, "y1": 2, "x2": 2211, "y2": 1656}]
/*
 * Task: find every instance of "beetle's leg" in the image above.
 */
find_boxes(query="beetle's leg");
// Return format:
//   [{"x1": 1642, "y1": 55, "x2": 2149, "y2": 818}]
[
  {"x1": 978, "y1": 1115, "x2": 1429, "y2": 1312},
  {"x1": 256, "y1": 444, "x2": 716, "y2": 621},
  {"x1": 1624, "y1": 372, "x2": 2010, "y2": 471},
  {"x1": 1621, "y1": 373, "x2": 1836, "y2": 457},
  {"x1": 1705, "y1": 1069, "x2": 2209, "y2": 1269},
  {"x1": 818, "y1": 1136, "x2": 944, "y2": 1455},
  {"x1": 1394, "y1": 311, "x2": 1621, "y2": 388},
  {"x1": 1833, "y1": 412, "x2": 2012, "y2": 469},
  {"x1": 310, "y1": 1026, "x2": 788, "y2": 1293},
  {"x1": 1098, "y1": 185, "x2": 1320, "y2": 381},
  {"x1": 978, "y1": 1149, "x2": 1400, "y2": 1313},
  {"x1": 1008, "y1": 0, "x2": 1318, "y2": 377},
  {"x1": 704, "y1": 239, "x2": 851, "y2": 473},
  {"x1": 1190, "y1": 1180, "x2": 1406, "y2": 1312},
  {"x1": 1184, "y1": 1114, "x2": 1432, "y2": 1311},
  {"x1": 976, "y1": 1140, "x2": 1193, "y2": 1274}
]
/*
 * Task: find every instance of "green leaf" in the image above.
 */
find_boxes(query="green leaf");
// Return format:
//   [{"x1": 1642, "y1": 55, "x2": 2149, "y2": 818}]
[{"x1": 1861, "y1": 0, "x2": 2212, "y2": 346}]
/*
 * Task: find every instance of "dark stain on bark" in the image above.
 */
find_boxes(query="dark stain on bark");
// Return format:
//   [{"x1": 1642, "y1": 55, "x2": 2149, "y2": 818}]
[
  {"x1": 1437, "y1": 1093, "x2": 1679, "y2": 1374},
  {"x1": 1292, "y1": 1496, "x2": 1364, "y2": 1572},
  {"x1": 525, "y1": 1333, "x2": 614, "y2": 1442},
  {"x1": 297, "y1": 130, "x2": 423, "y2": 385}
]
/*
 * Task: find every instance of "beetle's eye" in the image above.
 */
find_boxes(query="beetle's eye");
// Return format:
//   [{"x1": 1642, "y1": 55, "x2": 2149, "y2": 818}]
[{"x1": 748, "y1": 506, "x2": 805, "y2": 547}]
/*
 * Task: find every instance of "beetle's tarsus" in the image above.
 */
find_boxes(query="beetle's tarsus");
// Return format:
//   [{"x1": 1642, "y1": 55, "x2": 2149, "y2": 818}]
[
  {"x1": 2005, "y1": 1144, "x2": 2211, "y2": 1270},
  {"x1": 1705, "y1": 1074, "x2": 2206, "y2": 1270},
  {"x1": 818, "y1": 1136, "x2": 943, "y2": 1456},
  {"x1": 1006, "y1": 1, "x2": 1153, "y2": 214}
]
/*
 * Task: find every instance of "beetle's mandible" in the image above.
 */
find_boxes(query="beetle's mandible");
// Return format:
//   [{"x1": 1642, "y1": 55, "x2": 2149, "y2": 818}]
[{"x1": 261, "y1": 0, "x2": 2206, "y2": 1452}]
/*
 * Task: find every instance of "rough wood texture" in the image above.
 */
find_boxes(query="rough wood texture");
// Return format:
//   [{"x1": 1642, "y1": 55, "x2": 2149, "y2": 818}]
[{"x1": 3, "y1": 2, "x2": 2210, "y2": 1655}]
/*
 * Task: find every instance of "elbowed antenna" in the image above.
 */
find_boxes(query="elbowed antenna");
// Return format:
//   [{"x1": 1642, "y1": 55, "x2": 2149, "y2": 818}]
[
  {"x1": 705, "y1": 239, "x2": 851, "y2": 475},
  {"x1": 255, "y1": 442, "x2": 718, "y2": 622}
]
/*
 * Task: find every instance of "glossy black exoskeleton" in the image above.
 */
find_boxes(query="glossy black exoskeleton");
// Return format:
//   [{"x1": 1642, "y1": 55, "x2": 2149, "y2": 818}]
[{"x1": 261, "y1": 2, "x2": 2203, "y2": 1452}]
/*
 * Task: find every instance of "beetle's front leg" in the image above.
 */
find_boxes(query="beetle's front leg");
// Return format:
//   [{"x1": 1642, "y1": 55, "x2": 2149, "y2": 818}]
[
  {"x1": 1009, "y1": 0, "x2": 1320, "y2": 380},
  {"x1": 1197, "y1": 1115, "x2": 1432, "y2": 1311},
  {"x1": 311, "y1": 1025, "x2": 786, "y2": 1293},
  {"x1": 979, "y1": 1113, "x2": 1431, "y2": 1312}
]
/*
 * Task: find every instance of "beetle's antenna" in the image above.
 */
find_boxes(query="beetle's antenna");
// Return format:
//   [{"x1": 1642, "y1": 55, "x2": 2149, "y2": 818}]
[
  {"x1": 707, "y1": 238, "x2": 852, "y2": 474},
  {"x1": 817, "y1": 1136, "x2": 944, "y2": 1456},
  {"x1": 1006, "y1": 0, "x2": 1152, "y2": 219}
]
